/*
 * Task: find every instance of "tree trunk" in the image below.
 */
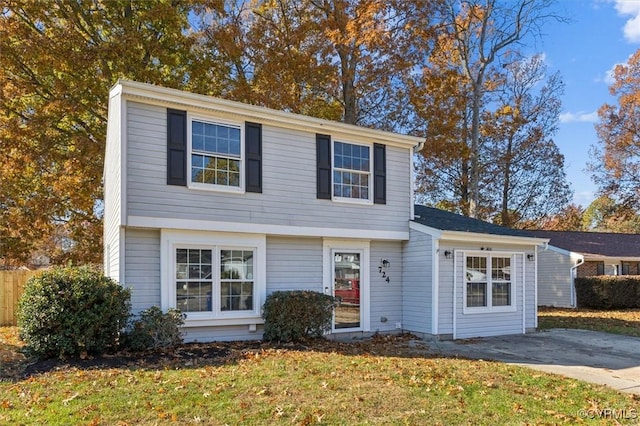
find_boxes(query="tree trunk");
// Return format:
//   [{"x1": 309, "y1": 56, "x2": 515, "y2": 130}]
[
  {"x1": 468, "y1": 80, "x2": 483, "y2": 218},
  {"x1": 501, "y1": 135, "x2": 513, "y2": 226}
]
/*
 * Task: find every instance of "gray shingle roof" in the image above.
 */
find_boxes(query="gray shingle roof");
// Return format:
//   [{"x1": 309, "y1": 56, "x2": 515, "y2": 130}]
[
  {"x1": 412, "y1": 205, "x2": 536, "y2": 238},
  {"x1": 527, "y1": 230, "x2": 640, "y2": 257}
]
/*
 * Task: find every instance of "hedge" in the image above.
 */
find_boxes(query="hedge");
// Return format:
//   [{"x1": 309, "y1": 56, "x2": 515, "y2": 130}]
[
  {"x1": 262, "y1": 290, "x2": 336, "y2": 342},
  {"x1": 575, "y1": 276, "x2": 640, "y2": 309}
]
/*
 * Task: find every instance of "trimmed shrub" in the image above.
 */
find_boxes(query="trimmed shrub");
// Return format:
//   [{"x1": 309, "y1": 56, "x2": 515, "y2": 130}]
[
  {"x1": 262, "y1": 290, "x2": 336, "y2": 342},
  {"x1": 17, "y1": 266, "x2": 131, "y2": 358},
  {"x1": 122, "y1": 306, "x2": 185, "y2": 352},
  {"x1": 575, "y1": 276, "x2": 640, "y2": 309}
]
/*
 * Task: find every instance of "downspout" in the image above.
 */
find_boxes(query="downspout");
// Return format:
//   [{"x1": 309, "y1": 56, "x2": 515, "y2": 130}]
[
  {"x1": 534, "y1": 245, "x2": 538, "y2": 329},
  {"x1": 522, "y1": 253, "x2": 526, "y2": 334},
  {"x1": 569, "y1": 256, "x2": 585, "y2": 308}
]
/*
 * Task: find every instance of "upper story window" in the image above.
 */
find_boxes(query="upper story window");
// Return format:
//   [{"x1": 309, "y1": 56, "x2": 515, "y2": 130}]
[
  {"x1": 333, "y1": 141, "x2": 371, "y2": 202},
  {"x1": 190, "y1": 119, "x2": 242, "y2": 190},
  {"x1": 167, "y1": 109, "x2": 262, "y2": 193}
]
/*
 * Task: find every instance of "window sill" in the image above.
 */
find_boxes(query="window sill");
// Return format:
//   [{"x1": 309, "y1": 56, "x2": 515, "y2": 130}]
[
  {"x1": 183, "y1": 315, "x2": 264, "y2": 327},
  {"x1": 332, "y1": 197, "x2": 373, "y2": 206},
  {"x1": 462, "y1": 306, "x2": 517, "y2": 315},
  {"x1": 187, "y1": 182, "x2": 245, "y2": 194}
]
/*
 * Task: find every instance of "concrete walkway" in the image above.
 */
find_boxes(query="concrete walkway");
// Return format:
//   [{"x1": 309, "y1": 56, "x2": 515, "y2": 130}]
[{"x1": 421, "y1": 329, "x2": 640, "y2": 395}]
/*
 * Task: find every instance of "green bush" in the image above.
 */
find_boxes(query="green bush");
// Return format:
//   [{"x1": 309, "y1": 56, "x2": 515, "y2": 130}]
[
  {"x1": 122, "y1": 306, "x2": 185, "y2": 352},
  {"x1": 575, "y1": 276, "x2": 640, "y2": 309},
  {"x1": 262, "y1": 290, "x2": 335, "y2": 342},
  {"x1": 17, "y1": 266, "x2": 131, "y2": 358}
]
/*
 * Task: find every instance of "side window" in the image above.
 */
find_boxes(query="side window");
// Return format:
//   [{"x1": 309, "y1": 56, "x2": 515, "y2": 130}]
[{"x1": 465, "y1": 254, "x2": 513, "y2": 312}]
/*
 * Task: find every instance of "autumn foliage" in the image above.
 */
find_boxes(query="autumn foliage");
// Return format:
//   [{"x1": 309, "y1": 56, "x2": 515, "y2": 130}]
[
  {"x1": 0, "y1": 0, "x2": 574, "y2": 266},
  {"x1": 594, "y1": 49, "x2": 640, "y2": 212}
]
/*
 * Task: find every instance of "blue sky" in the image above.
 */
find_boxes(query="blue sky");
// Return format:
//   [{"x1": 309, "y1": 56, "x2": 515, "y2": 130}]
[{"x1": 532, "y1": 0, "x2": 640, "y2": 207}]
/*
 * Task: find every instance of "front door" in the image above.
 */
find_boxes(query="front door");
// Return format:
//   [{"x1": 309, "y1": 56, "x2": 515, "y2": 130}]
[{"x1": 332, "y1": 251, "x2": 362, "y2": 330}]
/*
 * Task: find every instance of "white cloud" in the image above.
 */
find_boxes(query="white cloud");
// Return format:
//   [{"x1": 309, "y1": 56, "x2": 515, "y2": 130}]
[
  {"x1": 559, "y1": 111, "x2": 599, "y2": 123},
  {"x1": 614, "y1": 0, "x2": 640, "y2": 42},
  {"x1": 603, "y1": 62, "x2": 624, "y2": 85},
  {"x1": 573, "y1": 190, "x2": 596, "y2": 208}
]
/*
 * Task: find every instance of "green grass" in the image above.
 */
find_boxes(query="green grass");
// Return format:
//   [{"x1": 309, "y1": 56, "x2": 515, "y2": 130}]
[
  {"x1": 1, "y1": 328, "x2": 638, "y2": 425},
  {"x1": 538, "y1": 307, "x2": 640, "y2": 337}
]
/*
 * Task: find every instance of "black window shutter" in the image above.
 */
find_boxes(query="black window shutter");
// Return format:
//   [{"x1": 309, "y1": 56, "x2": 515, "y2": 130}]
[
  {"x1": 245, "y1": 122, "x2": 262, "y2": 193},
  {"x1": 167, "y1": 109, "x2": 187, "y2": 186},
  {"x1": 596, "y1": 262, "x2": 605, "y2": 275},
  {"x1": 373, "y1": 143, "x2": 386, "y2": 204},
  {"x1": 316, "y1": 134, "x2": 332, "y2": 199}
]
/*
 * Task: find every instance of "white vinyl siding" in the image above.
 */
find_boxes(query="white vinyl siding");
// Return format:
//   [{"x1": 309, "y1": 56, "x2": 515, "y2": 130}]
[
  {"x1": 370, "y1": 241, "x2": 403, "y2": 333},
  {"x1": 124, "y1": 228, "x2": 161, "y2": 313},
  {"x1": 537, "y1": 248, "x2": 574, "y2": 307},
  {"x1": 125, "y1": 102, "x2": 411, "y2": 233},
  {"x1": 104, "y1": 93, "x2": 123, "y2": 282},
  {"x1": 401, "y1": 229, "x2": 433, "y2": 334},
  {"x1": 266, "y1": 237, "x2": 323, "y2": 293}
]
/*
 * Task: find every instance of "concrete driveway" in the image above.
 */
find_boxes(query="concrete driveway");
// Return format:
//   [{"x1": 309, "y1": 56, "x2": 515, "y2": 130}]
[{"x1": 422, "y1": 329, "x2": 640, "y2": 395}]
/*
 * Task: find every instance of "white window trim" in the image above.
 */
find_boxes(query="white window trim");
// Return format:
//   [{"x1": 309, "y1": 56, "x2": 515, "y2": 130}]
[
  {"x1": 462, "y1": 251, "x2": 517, "y2": 314},
  {"x1": 187, "y1": 113, "x2": 245, "y2": 193},
  {"x1": 322, "y1": 238, "x2": 370, "y2": 332},
  {"x1": 161, "y1": 229, "x2": 266, "y2": 327},
  {"x1": 332, "y1": 140, "x2": 374, "y2": 205}
]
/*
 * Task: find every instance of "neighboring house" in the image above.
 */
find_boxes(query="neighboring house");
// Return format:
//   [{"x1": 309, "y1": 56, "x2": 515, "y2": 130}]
[
  {"x1": 529, "y1": 230, "x2": 640, "y2": 308},
  {"x1": 405, "y1": 206, "x2": 548, "y2": 339},
  {"x1": 104, "y1": 80, "x2": 547, "y2": 341}
]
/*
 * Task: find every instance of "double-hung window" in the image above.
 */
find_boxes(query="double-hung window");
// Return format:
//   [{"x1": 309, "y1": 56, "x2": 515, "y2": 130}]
[
  {"x1": 175, "y1": 247, "x2": 255, "y2": 314},
  {"x1": 464, "y1": 254, "x2": 514, "y2": 312},
  {"x1": 190, "y1": 119, "x2": 242, "y2": 190},
  {"x1": 162, "y1": 231, "x2": 266, "y2": 326},
  {"x1": 333, "y1": 141, "x2": 371, "y2": 202}
]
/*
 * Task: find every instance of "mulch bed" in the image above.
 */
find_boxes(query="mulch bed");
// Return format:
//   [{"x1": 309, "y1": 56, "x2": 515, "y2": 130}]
[{"x1": 2, "y1": 333, "x2": 431, "y2": 381}]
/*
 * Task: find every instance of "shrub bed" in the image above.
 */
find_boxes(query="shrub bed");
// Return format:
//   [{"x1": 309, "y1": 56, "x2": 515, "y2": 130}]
[
  {"x1": 122, "y1": 306, "x2": 185, "y2": 352},
  {"x1": 262, "y1": 290, "x2": 335, "y2": 342},
  {"x1": 575, "y1": 276, "x2": 640, "y2": 309},
  {"x1": 17, "y1": 266, "x2": 131, "y2": 358}
]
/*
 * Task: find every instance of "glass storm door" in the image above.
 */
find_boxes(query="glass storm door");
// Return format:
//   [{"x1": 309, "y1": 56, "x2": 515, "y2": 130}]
[{"x1": 333, "y1": 251, "x2": 361, "y2": 330}]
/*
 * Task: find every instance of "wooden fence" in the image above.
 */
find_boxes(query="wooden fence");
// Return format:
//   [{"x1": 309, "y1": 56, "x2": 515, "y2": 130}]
[{"x1": 0, "y1": 270, "x2": 39, "y2": 326}]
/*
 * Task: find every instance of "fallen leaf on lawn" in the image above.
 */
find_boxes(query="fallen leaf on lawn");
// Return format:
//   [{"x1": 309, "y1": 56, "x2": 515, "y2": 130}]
[{"x1": 62, "y1": 392, "x2": 80, "y2": 405}]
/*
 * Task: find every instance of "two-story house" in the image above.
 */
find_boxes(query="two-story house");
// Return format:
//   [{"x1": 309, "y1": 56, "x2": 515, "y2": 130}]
[{"x1": 104, "y1": 80, "x2": 545, "y2": 341}]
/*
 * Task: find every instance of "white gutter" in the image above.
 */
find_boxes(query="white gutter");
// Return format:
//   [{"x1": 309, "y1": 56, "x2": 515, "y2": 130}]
[
  {"x1": 534, "y1": 245, "x2": 538, "y2": 328},
  {"x1": 569, "y1": 256, "x2": 585, "y2": 308},
  {"x1": 522, "y1": 253, "x2": 526, "y2": 334}
]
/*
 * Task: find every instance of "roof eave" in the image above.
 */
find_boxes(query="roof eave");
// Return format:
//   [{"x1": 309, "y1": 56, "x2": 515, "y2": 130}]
[
  {"x1": 112, "y1": 80, "x2": 424, "y2": 149},
  {"x1": 410, "y1": 222, "x2": 549, "y2": 246}
]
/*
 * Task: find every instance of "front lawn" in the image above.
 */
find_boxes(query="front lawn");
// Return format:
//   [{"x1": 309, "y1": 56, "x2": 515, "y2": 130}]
[
  {"x1": 1, "y1": 328, "x2": 638, "y2": 424},
  {"x1": 538, "y1": 307, "x2": 640, "y2": 337}
]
